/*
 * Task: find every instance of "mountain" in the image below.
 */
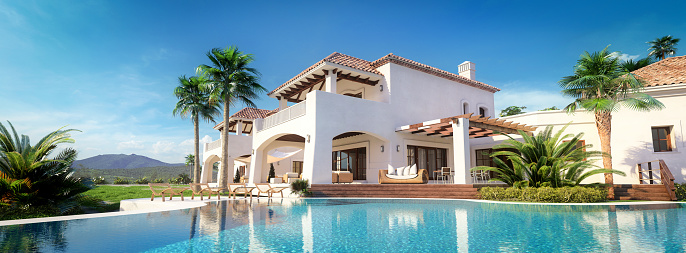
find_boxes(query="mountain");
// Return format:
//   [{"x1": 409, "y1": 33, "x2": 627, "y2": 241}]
[{"x1": 72, "y1": 154, "x2": 185, "y2": 170}]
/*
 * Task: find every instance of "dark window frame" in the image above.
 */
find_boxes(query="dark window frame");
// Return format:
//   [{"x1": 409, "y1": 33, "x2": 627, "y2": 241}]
[{"x1": 652, "y1": 126, "x2": 673, "y2": 152}]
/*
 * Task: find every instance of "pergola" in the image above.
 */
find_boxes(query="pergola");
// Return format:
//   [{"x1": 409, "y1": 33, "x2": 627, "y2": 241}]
[{"x1": 396, "y1": 113, "x2": 537, "y2": 184}]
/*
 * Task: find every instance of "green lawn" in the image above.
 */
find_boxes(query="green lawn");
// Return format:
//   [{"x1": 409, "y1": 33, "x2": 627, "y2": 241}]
[{"x1": 81, "y1": 185, "x2": 237, "y2": 212}]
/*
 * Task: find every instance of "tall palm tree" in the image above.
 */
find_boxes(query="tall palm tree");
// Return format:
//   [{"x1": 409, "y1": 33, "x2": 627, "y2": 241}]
[
  {"x1": 197, "y1": 46, "x2": 267, "y2": 189},
  {"x1": 559, "y1": 47, "x2": 664, "y2": 198},
  {"x1": 647, "y1": 35, "x2": 680, "y2": 61},
  {"x1": 184, "y1": 154, "x2": 195, "y2": 180},
  {"x1": 173, "y1": 76, "x2": 220, "y2": 186}
]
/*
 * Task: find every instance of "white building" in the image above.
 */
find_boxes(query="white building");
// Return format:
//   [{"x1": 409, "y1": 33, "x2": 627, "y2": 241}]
[{"x1": 201, "y1": 53, "x2": 686, "y2": 186}]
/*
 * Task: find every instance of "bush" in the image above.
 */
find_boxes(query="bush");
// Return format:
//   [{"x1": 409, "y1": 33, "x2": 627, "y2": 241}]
[
  {"x1": 233, "y1": 168, "x2": 241, "y2": 183},
  {"x1": 169, "y1": 174, "x2": 191, "y2": 184},
  {"x1": 478, "y1": 186, "x2": 607, "y2": 203},
  {"x1": 152, "y1": 178, "x2": 164, "y2": 183},
  {"x1": 92, "y1": 176, "x2": 107, "y2": 185},
  {"x1": 675, "y1": 183, "x2": 686, "y2": 200},
  {"x1": 290, "y1": 179, "x2": 311, "y2": 197},
  {"x1": 133, "y1": 177, "x2": 150, "y2": 184},
  {"x1": 113, "y1": 177, "x2": 130, "y2": 185}
]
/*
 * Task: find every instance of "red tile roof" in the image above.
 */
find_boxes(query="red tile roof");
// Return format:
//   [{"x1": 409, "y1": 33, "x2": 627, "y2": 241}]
[
  {"x1": 213, "y1": 107, "x2": 274, "y2": 130},
  {"x1": 370, "y1": 53, "x2": 500, "y2": 93},
  {"x1": 267, "y1": 52, "x2": 383, "y2": 95},
  {"x1": 632, "y1": 55, "x2": 686, "y2": 87}
]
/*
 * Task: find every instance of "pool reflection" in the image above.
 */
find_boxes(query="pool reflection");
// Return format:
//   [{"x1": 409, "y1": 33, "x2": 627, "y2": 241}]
[{"x1": 2, "y1": 199, "x2": 686, "y2": 252}]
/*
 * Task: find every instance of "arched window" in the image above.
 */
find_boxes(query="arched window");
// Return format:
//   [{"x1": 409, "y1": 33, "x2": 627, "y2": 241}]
[
  {"x1": 463, "y1": 102, "x2": 469, "y2": 114},
  {"x1": 479, "y1": 107, "x2": 487, "y2": 117}
]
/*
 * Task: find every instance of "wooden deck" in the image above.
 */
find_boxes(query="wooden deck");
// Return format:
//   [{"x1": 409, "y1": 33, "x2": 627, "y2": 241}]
[
  {"x1": 310, "y1": 184, "x2": 480, "y2": 199},
  {"x1": 614, "y1": 184, "x2": 674, "y2": 201}
]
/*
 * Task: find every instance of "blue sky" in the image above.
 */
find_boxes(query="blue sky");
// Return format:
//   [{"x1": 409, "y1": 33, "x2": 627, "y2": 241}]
[{"x1": 1, "y1": 0, "x2": 685, "y2": 163}]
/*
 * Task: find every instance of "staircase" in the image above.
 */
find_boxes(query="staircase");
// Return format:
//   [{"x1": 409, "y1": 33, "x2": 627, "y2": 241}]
[
  {"x1": 616, "y1": 160, "x2": 677, "y2": 201},
  {"x1": 310, "y1": 184, "x2": 479, "y2": 199}
]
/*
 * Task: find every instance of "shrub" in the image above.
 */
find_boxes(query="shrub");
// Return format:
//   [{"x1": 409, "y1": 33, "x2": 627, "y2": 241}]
[
  {"x1": 268, "y1": 163, "x2": 276, "y2": 180},
  {"x1": 133, "y1": 177, "x2": 149, "y2": 184},
  {"x1": 478, "y1": 186, "x2": 607, "y2": 203},
  {"x1": 152, "y1": 178, "x2": 164, "y2": 183},
  {"x1": 169, "y1": 174, "x2": 191, "y2": 184},
  {"x1": 290, "y1": 179, "x2": 312, "y2": 197},
  {"x1": 113, "y1": 177, "x2": 130, "y2": 185},
  {"x1": 233, "y1": 168, "x2": 241, "y2": 183},
  {"x1": 675, "y1": 183, "x2": 686, "y2": 200},
  {"x1": 92, "y1": 176, "x2": 107, "y2": 185},
  {"x1": 472, "y1": 124, "x2": 624, "y2": 188},
  {"x1": 0, "y1": 121, "x2": 90, "y2": 214}
]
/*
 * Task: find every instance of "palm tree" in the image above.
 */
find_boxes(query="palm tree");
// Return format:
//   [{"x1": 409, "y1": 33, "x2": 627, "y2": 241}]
[
  {"x1": 197, "y1": 46, "x2": 267, "y2": 189},
  {"x1": 472, "y1": 125, "x2": 623, "y2": 188},
  {"x1": 647, "y1": 35, "x2": 680, "y2": 61},
  {"x1": 184, "y1": 154, "x2": 195, "y2": 180},
  {"x1": 620, "y1": 57, "x2": 654, "y2": 72},
  {"x1": 173, "y1": 76, "x2": 220, "y2": 186},
  {"x1": 0, "y1": 121, "x2": 89, "y2": 213},
  {"x1": 559, "y1": 47, "x2": 664, "y2": 198}
]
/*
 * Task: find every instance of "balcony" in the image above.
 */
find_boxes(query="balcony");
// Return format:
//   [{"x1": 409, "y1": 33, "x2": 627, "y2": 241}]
[
  {"x1": 205, "y1": 139, "x2": 221, "y2": 151},
  {"x1": 255, "y1": 100, "x2": 306, "y2": 132}
]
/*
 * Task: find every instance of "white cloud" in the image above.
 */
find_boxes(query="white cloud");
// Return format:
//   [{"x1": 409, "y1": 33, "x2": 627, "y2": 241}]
[
  {"x1": 609, "y1": 52, "x2": 640, "y2": 62},
  {"x1": 152, "y1": 141, "x2": 175, "y2": 154},
  {"x1": 117, "y1": 140, "x2": 144, "y2": 149},
  {"x1": 201, "y1": 135, "x2": 212, "y2": 144}
]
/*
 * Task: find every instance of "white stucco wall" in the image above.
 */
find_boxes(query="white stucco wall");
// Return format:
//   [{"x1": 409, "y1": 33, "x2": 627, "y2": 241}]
[{"x1": 503, "y1": 83, "x2": 686, "y2": 184}]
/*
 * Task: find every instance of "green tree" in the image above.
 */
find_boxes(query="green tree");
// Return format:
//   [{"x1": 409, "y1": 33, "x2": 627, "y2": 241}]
[
  {"x1": 0, "y1": 121, "x2": 89, "y2": 214},
  {"x1": 539, "y1": 106, "x2": 559, "y2": 111},
  {"x1": 499, "y1": 106, "x2": 527, "y2": 117},
  {"x1": 197, "y1": 46, "x2": 267, "y2": 189},
  {"x1": 268, "y1": 163, "x2": 276, "y2": 180},
  {"x1": 473, "y1": 125, "x2": 623, "y2": 188},
  {"x1": 184, "y1": 154, "x2": 195, "y2": 180},
  {"x1": 233, "y1": 168, "x2": 241, "y2": 183},
  {"x1": 173, "y1": 75, "x2": 220, "y2": 186},
  {"x1": 620, "y1": 57, "x2": 654, "y2": 72},
  {"x1": 559, "y1": 46, "x2": 664, "y2": 198},
  {"x1": 647, "y1": 35, "x2": 680, "y2": 61}
]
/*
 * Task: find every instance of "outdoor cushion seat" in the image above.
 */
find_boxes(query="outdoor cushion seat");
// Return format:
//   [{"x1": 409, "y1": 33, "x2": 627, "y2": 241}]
[
  {"x1": 379, "y1": 169, "x2": 428, "y2": 184},
  {"x1": 282, "y1": 172, "x2": 301, "y2": 183},
  {"x1": 385, "y1": 174, "x2": 419, "y2": 180}
]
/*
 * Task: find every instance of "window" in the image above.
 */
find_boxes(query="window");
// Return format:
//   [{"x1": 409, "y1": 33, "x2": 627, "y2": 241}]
[
  {"x1": 407, "y1": 145, "x2": 447, "y2": 180},
  {"x1": 652, "y1": 127, "x2": 672, "y2": 152},
  {"x1": 479, "y1": 107, "x2": 487, "y2": 117},
  {"x1": 332, "y1": 147, "x2": 366, "y2": 180},
  {"x1": 563, "y1": 140, "x2": 586, "y2": 160},
  {"x1": 463, "y1": 103, "x2": 469, "y2": 114},
  {"x1": 292, "y1": 161, "x2": 303, "y2": 174}
]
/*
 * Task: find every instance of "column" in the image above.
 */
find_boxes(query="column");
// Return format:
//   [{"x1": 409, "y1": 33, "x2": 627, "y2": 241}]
[
  {"x1": 200, "y1": 160, "x2": 211, "y2": 183},
  {"x1": 248, "y1": 148, "x2": 267, "y2": 184},
  {"x1": 279, "y1": 97, "x2": 288, "y2": 110},
  {"x1": 324, "y1": 70, "x2": 337, "y2": 94},
  {"x1": 452, "y1": 118, "x2": 471, "y2": 184},
  {"x1": 302, "y1": 133, "x2": 333, "y2": 184},
  {"x1": 235, "y1": 120, "x2": 243, "y2": 136}
]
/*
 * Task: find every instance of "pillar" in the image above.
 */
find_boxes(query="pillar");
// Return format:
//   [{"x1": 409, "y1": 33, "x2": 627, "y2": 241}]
[
  {"x1": 302, "y1": 133, "x2": 333, "y2": 184},
  {"x1": 248, "y1": 148, "x2": 267, "y2": 184},
  {"x1": 279, "y1": 97, "x2": 288, "y2": 110},
  {"x1": 452, "y1": 118, "x2": 471, "y2": 184},
  {"x1": 324, "y1": 70, "x2": 337, "y2": 94},
  {"x1": 235, "y1": 120, "x2": 243, "y2": 136}
]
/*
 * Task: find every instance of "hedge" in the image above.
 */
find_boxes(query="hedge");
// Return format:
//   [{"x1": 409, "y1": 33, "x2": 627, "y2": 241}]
[{"x1": 478, "y1": 186, "x2": 608, "y2": 203}]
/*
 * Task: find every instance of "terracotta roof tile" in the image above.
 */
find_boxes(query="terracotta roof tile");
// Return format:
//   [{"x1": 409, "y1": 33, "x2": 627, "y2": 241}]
[
  {"x1": 268, "y1": 52, "x2": 383, "y2": 96},
  {"x1": 632, "y1": 55, "x2": 686, "y2": 87},
  {"x1": 213, "y1": 107, "x2": 274, "y2": 129},
  {"x1": 370, "y1": 53, "x2": 500, "y2": 93}
]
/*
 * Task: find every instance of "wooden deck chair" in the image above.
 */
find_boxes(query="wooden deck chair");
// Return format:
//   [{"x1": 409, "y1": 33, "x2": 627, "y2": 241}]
[
  {"x1": 148, "y1": 183, "x2": 189, "y2": 202},
  {"x1": 228, "y1": 183, "x2": 250, "y2": 199},
  {"x1": 189, "y1": 183, "x2": 225, "y2": 200},
  {"x1": 255, "y1": 183, "x2": 288, "y2": 199}
]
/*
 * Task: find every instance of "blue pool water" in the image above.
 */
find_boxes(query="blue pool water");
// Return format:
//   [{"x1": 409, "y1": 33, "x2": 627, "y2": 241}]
[{"x1": 2, "y1": 199, "x2": 686, "y2": 252}]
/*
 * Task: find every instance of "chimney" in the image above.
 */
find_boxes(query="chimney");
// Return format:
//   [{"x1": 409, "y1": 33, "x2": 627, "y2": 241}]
[{"x1": 458, "y1": 61, "x2": 475, "y2": 80}]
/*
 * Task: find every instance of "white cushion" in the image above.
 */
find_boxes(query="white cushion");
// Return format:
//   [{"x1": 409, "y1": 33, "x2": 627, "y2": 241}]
[
  {"x1": 386, "y1": 174, "x2": 419, "y2": 179},
  {"x1": 409, "y1": 164, "x2": 417, "y2": 175},
  {"x1": 285, "y1": 172, "x2": 299, "y2": 178},
  {"x1": 397, "y1": 166, "x2": 407, "y2": 176},
  {"x1": 387, "y1": 164, "x2": 395, "y2": 175},
  {"x1": 404, "y1": 165, "x2": 411, "y2": 176}
]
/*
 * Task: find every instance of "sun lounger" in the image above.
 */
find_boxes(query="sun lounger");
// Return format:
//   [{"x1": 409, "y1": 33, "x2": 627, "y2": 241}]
[
  {"x1": 148, "y1": 183, "x2": 190, "y2": 202},
  {"x1": 228, "y1": 183, "x2": 254, "y2": 199},
  {"x1": 189, "y1": 183, "x2": 225, "y2": 200},
  {"x1": 255, "y1": 183, "x2": 289, "y2": 198}
]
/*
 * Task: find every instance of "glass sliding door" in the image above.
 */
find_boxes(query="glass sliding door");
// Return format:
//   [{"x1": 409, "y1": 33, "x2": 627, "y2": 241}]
[
  {"x1": 332, "y1": 147, "x2": 367, "y2": 180},
  {"x1": 407, "y1": 145, "x2": 448, "y2": 180}
]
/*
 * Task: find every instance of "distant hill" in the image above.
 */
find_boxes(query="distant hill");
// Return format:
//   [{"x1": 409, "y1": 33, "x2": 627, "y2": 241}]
[
  {"x1": 73, "y1": 154, "x2": 184, "y2": 170},
  {"x1": 73, "y1": 166, "x2": 192, "y2": 182}
]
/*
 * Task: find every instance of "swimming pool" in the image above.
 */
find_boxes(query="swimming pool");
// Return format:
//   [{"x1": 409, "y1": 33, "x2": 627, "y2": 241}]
[{"x1": 1, "y1": 199, "x2": 685, "y2": 252}]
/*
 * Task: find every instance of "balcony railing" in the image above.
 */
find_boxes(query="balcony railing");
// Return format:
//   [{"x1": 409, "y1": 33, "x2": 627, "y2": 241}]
[
  {"x1": 256, "y1": 100, "x2": 306, "y2": 132},
  {"x1": 206, "y1": 139, "x2": 221, "y2": 151}
]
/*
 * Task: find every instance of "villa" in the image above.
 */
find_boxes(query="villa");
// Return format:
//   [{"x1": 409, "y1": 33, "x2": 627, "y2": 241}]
[{"x1": 200, "y1": 52, "x2": 686, "y2": 198}]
